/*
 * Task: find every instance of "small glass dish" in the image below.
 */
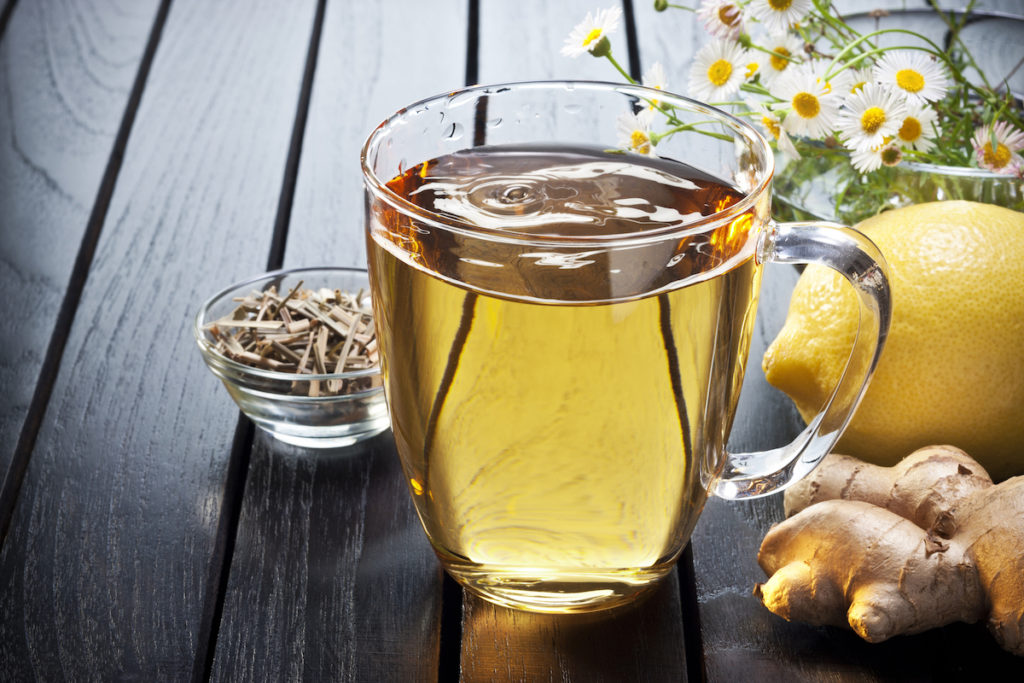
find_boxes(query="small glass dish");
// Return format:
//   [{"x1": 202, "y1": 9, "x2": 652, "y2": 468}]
[{"x1": 194, "y1": 266, "x2": 389, "y2": 448}]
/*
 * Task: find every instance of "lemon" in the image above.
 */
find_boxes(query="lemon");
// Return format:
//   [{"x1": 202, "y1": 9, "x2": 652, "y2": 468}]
[{"x1": 763, "y1": 201, "x2": 1024, "y2": 480}]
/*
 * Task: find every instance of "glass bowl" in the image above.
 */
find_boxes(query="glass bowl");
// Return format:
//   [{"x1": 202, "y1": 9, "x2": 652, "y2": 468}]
[{"x1": 194, "y1": 266, "x2": 389, "y2": 448}]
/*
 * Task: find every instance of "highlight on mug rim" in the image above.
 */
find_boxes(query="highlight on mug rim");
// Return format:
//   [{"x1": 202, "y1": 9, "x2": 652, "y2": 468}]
[{"x1": 359, "y1": 80, "x2": 776, "y2": 249}]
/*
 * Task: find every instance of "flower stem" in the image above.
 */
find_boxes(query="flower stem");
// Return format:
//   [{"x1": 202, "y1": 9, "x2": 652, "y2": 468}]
[{"x1": 605, "y1": 54, "x2": 637, "y2": 84}]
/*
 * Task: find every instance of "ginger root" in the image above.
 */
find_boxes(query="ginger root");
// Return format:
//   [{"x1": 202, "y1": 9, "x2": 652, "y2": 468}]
[{"x1": 755, "y1": 445, "x2": 1024, "y2": 655}]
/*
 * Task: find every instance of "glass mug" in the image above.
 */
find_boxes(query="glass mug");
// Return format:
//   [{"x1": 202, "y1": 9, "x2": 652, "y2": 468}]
[{"x1": 361, "y1": 81, "x2": 891, "y2": 613}]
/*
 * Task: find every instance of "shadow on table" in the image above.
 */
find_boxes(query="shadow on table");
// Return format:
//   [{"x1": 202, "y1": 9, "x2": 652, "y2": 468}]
[{"x1": 459, "y1": 573, "x2": 691, "y2": 682}]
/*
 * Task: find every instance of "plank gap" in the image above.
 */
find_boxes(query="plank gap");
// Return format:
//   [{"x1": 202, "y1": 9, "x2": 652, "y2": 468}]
[
  {"x1": 268, "y1": 0, "x2": 327, "y2": 271},
  {"x1": 465, "y1": 0, "x2": 480, "y2": 86},
  {"x1": 621, "y1": 0, "x2": 643, "y2": 81},
  {"x1": 0, "y1": 0, "x2": 17, "y2": 44},
  {"x1": 437, "y1": 572, "x2": 464, "y2": 682},
  {"x1": 678, "y1": 543, "x2": 707, "y2": 683},
  {"x1": 191, "y1": 418, "x2": 255, "y2": 683},
  {"x1": 0, "y1": 0, "x2": 173, "y2": 550}
]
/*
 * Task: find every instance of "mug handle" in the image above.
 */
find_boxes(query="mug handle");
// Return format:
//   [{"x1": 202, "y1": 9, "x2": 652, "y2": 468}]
[{"x1": 714, "y1": 220, "x2": 892, "y2": 500}]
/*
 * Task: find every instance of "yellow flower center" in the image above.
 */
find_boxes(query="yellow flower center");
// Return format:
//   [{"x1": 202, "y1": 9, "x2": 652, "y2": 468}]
[
  {"x1": 707, "y1": 59, "x2": 734, "y2": 86},
  {"x1": 896, "y1": 68, "x2": 925, "y2": 93},
  {"x1": 860, "y1": 107, "x2": 887, "y2": 134},
  {"x1": 770, "y1": 47, "x2": 791, "y2": 72},
  {"x1": 850, "y1": 80, "x2": 867, "y2": 93},
  {"x1": 898, "y1": 117, "x2": 922, "y2": 142},
  {"x1": 768, "y1": 0, "x2": 793, "y2": 10},
  {"x1": 630, "y1": 130, "x2": 650, "y2": 151},
  {"x1": 983, "y1": 141, "x2": 1012, "y2": 169},
  {"x1": 792, "y1": 92, "x2": 820, "y2": 119},
  {"x1": 746, "y1": 62, "x2": 759, "y2": 78},
  {"x1": 718, "y1": 4, "x2": 741, "y2": 27},
  {"x1": 762, "y1": 115, "x2": 781, "y2": 140},
  {"x1": 583, "y1": 28, "x2": 603, "y2": 46}
]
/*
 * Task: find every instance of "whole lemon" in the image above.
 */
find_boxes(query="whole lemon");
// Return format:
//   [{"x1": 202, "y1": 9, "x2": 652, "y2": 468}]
[{"x1": 763, "y1": 200, "x2": 1024, "y2": 480}]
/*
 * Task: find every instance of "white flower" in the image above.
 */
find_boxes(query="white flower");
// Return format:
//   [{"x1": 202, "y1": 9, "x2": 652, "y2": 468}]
[
  {"x1": 748, "y1": 0, "x2": 812, "y2": 36},
  {"x1": 844, "y1": 67, "x2": 874, "y2": 94},
  {"x1": 972, "y1": 120, "x2": 1024, "y2": 175},
  {"x1": 747, "y1": 99, "x2": 800, "y2": 160},
  {"x1": 773, "y1": 64, "x2": 841, "y2": 139},
  {"x1": 642, "y1": 61, "x2": 668, "y2": 109},
  {"x1": 643, "y1": 62, "x2": 668, "y2": 91},
  {"x1": 561, "y1": 7, "x2": 622, "y2": 58},
  {"x1": 757, "y1": 32, "x2": 804, "y2": 86},
  {"x1": 617, "y1": 109, "x2": 656, "y2": 155},
  {"x1": 688, "y1": 39, "x2": 750, "y2": 102},
  {"x1": 819, "y1": 66, "x2": 854, "y2": 96},
  {"x1": 849, "y1": 143, "x2": 885, "y2": 174},
  {"x1": 838, "y1": 82, "x2": 907, "y2": 152},
  {"x1": 697, "y1": 0, "x2": 745, "y2": 39},
  {"x1": 894, "y1": 101, "x2": 939, "y2": 152},
  {"x1": 873, "y1": 50, "x2": 949, "y2": 104}
]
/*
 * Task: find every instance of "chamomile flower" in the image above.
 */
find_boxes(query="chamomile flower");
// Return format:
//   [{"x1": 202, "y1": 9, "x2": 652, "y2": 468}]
[
  {"x1": 818, "y1": 66, "x2": 854, "y2": 96},
  {"x1": 773, "y1": 64, "x2": 840, "y2": 139},
  {"x1": 697, "y1": 0, "x2": 745, "y2": 40},
  {"x1": 873, "y1": 50, "x2": 949, "y2": 104},
  {"x1": 838, "y1": 83, "x2": 907, "y2": 152},
  {"x1": 561, "y1": 7, "x2": 622, "y2": 58},
  {"x1": 849, "y1": 142, "x2": 886, "y2": 174},
  {"x1": 844, "y1": 67, "x2": 874, "y2": 94},
  {"x1": 642, "y1": 62, "x2": 668, "y2": 108},
  {"x1": 748, "y1": 0, "x2": 812, "y2": 36},
  {"x1": 688, "y1": 39, "x2": 750, "y2": 102},
  {"x1": 894, "y1": 101, "x2": 939, "y2": 152},
  {"x1": 972, "y1": 120, "x2": 1024, "y2": 175},
  {"x1": 747, "y1": 99, "x2": 800, "y2": 160},
  {"x1": 756, "y1": 32, "x2": 804, "y2": 86},
  {"x1": 617, "y1": 109, "x2": 656, "y2": 155}
]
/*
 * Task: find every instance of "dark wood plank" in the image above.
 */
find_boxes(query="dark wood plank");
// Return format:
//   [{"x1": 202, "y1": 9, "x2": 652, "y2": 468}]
[
  {"x1": 0, "y1": 0, "x2": 319, "y2": 678},
  {"x1": 210, "y1": 1, "x2": 469, "y2": 680},
  {"x1": 451, "y1": 2, "x2": 690, "y2": 681},
  {"x1": 0, "y1": 0, "x2": 159, "y2": 518},
  {"x1": 460, "y1": 580, "x2": 686, "y2": 683}
]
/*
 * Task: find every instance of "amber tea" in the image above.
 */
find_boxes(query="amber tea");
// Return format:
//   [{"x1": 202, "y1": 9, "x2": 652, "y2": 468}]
[{"x1": 368, "y1": 144, "x2": 761, "y2": 611}]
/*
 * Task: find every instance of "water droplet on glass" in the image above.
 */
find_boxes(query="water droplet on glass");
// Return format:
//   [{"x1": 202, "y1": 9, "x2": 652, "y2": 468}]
[{"x1": 444, "y1": 122, "x2": 464, "y2": 140}]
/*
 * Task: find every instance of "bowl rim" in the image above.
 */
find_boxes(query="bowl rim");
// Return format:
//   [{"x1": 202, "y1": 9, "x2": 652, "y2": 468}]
[{"x1": 194, "y1": 265, "x2": 381, "y2": 384}]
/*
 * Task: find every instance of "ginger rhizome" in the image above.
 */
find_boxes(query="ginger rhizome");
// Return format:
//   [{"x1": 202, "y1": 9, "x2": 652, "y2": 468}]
[{"x1": 755, "y1": 445, "x2": 1024, "y2": 655}]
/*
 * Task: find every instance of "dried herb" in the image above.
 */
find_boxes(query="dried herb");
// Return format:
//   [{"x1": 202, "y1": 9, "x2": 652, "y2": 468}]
[{"x1": 205, "y1": 282, "x2": 379, "y2": 397}]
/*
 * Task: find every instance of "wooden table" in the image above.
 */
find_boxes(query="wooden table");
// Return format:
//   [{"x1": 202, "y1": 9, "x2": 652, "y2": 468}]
[{"x1": 2, "y1": 0, "x2": 1022, "y2": 679}]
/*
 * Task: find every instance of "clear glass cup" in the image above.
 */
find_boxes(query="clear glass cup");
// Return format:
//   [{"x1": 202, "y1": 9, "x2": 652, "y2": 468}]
[{"x1": 361, "y1": 81, "x2": 891, "y2": 613}]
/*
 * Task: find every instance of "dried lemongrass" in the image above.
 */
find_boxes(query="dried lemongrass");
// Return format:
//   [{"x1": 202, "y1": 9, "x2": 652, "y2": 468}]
[{"x1": 205, "y1": 282, "x2": 378, "y2": 397}]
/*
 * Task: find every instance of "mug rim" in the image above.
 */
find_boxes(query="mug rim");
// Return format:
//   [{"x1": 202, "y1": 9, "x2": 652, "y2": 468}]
[{"x1": 360, "y1": 80, "x2": 775, "y2": 248}]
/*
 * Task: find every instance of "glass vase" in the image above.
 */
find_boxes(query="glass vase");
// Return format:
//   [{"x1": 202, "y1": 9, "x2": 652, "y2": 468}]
[{"x1": 774, "y1": 149, "x2": 1024, "y2": 225}]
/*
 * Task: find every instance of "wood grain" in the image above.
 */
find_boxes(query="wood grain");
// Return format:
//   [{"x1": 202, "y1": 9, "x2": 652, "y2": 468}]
[
  {"x1": 210, "y1": 1, "x2": 469, "y2": 680},
  {"x1": 460, "y1": 578, "x2": 686, "y2": 683},
  {"x1": 477, "y1": 0, "x2": 630, "y2": 82},
  {"x1": 0, "y1": 0, "x2": 318, "y2": 678},
  {"x1": 283, "y1": 0, "x2": 470, "y2": 268},
  {"x1": 0, "y1": 0, "x2": 159, "y2": 508}
]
